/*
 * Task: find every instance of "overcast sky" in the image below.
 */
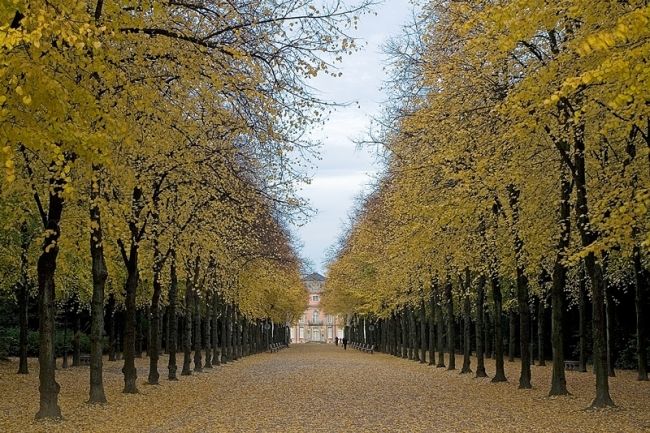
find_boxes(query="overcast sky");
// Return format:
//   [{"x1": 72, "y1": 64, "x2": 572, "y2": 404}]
[{"x1": 294, "y1": 0, "x2": 413, "y2": 274}]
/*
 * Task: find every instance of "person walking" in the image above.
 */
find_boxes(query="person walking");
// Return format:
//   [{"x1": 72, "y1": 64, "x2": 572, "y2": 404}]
[
  {"x1": 342, "y1": 337, "x2": 348, "y2": 350},
  {"x1": 335, "y1": 336, "x2": 339, "y2": 346}
]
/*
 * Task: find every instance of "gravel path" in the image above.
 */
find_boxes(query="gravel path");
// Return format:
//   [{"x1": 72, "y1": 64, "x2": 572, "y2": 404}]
[{"x1": 1, "y1": 344, "x2": 649, "y2": 432}]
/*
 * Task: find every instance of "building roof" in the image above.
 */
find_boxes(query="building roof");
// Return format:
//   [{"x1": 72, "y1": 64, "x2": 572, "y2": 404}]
[{"x1": 303, "y1": 272, "x2": 325, "y2": 282}]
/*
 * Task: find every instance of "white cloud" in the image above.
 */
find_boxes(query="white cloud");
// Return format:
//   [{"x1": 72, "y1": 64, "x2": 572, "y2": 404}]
[{"x1": 293, "y1": 0, "x2": 413, "y2": 273}]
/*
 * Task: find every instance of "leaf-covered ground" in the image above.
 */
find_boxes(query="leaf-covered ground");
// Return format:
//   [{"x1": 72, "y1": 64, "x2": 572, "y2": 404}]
[{"x1": 1, "y1": 345, "x2": 649, "y2": 432}]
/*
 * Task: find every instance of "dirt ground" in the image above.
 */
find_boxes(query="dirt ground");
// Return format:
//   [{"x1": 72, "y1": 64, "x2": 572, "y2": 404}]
[{"x1": 1, "y1": 344, "x2": 649, "y2": 432}]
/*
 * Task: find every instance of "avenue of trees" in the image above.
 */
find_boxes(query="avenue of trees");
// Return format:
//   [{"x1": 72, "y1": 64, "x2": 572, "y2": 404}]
[
  {"x1": 324, "y1": 0, "x2": 649, "y2": 409},
  {"x1": 0, "y1": 0, "x2": 372, "y2": 420}
]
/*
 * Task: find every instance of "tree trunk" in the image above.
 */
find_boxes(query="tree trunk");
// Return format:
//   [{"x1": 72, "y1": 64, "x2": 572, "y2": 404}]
[
  {"x1": 549, "y1": 163, "x2": 573, "y2": 395},
  {"x1": 537, "y1": 297, "x2": 546, "y2": 366},
  {"x1": 122, "y1": 259, "x2": 139, "y2": 393},
  {"x1": 573, "y1": 120, "x2": 614, "y2": 407},
  {"x1": 401, "y1": 310, "x2": 408, "y2": 359},
  {"x1": 136, "y1": 309, "x2": 143, "y2": 358},
  {"x1": 475, "y1": 275, "x2": 487, "y2": 378},
  {"x1": 461, "y1": 286, "x2": 472, "y2": 374},
  {"x1": 148, "y1": 277, "x2": 162, "y2": 384},
  {"x1": 605, "y1": 280, "x2": 616, "y2": 377},
  {"x1": 435, "y1": 286, "x2": 446, "y2": 368},
  {"x1": 35, "y1": 183, "x2": 64, "y2": 419},
  {"x1": 182, "y1": 276, "x2": 193, "y2": 376},
  {"x1": 408, "y1": 307, "x2": 416, "y2": 361},
  {"x1": 428, "y1": 290, "x2": 436, "y2": 365},
  {"x1": 62, "y1": 314, "x2": 69, "y2": 369},
  {"x1": 107, "y1": 302, "x2": 116, "y2": 362},
  {"x1": 72, "y1": 309, "x2": 81, "y2": 367},
  {"x1": 517, "y1": 268, "x2": 532, "y2": 389},
  {"x1": 445, "y1": 280, "x2": 455, "y2": 370},
  {"x1": 17, "y1": 237, "x2": 29, "y2": 375},
  {"x1": 88, "y1": 173, "x2": 108, "y2": 403},
  {"x1": 491, "y1": 275, "x2": 507, "y2": 382},
  {"x1": 419, "y1": 297, "x2": 427, "y2": 364},
  {"x1": 508, "y1": 309, "x2": 516, "y2": 362},
  {"x1": 167, "y1": 251, "x2": 178, "y2": 380},
  {"x1": 578, "y1": 267, "x2": 588, "y2": 373},
  {"x1": 633, "y1": 245, "x2": 648, "y2": 380},
  {"x1": 212, "y1": 293, "x2": 220, "y2": 366},
  {"x1": 204, "y1": 293, "x2": 212, "y2": 368}
]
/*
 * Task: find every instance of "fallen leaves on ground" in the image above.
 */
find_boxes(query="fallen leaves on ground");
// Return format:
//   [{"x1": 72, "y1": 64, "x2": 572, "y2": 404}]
[{"x1": 0, "y1": 345, "x2": 649, "y2": 432}]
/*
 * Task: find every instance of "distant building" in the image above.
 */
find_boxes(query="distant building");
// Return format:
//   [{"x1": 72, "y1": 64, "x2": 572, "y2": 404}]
[{"x1": 290, "y1": 272, "x2": 343, "y2": 343}]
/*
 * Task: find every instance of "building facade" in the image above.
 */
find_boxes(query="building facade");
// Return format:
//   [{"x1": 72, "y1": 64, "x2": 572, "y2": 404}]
[{"x1": 290, "y1": 272, "x2": 344, "y2": 343}]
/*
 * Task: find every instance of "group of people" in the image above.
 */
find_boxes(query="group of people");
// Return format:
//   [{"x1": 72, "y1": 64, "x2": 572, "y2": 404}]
[{"x1": 334, "y1": 336, "x2": 348, "y2": 350}]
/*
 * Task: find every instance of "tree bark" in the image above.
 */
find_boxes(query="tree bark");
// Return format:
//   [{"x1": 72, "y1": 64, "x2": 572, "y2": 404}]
[
  {"x1": 578, "y1": 268, "x2": 588, "y2": 373},
  {"x1": 548, "y1": 161, "x2": 571, "y2": 396},
  {"x1": 17, "y1": 221, "x2": 29, "y2": 375},
  {"x1": 419, "y1": 297, "x2": 427, "y2": 364},
  {"x1": 461, "y1": 285, "x2": 472, "y2": 374},
  {"x1": 167, "y1": 251, "x2": 179, "y2": 380},
  {"x1": 604, "y1": 279, "x2": 616, "y2": 377},
  {"x1": 122, "y1": 259, "x2": 139, "y2": 393},
  {"x1": 71, "y1": 308, "x2": 80, "y2": 367},
  {"x1": 107, "y1": 295, "x2": 117, "y2": 362},
  {"x1": 428, "y1": 290, "x2": 436, "y2": 365},
  {"x1": 508, "y1": 309, "x2": 516, "y2": 362},
  {"x1": 537, "y1": 297, "x2": 546, "y2": 366},
  {"x1": 491, "y1": 275, "x2": 507, "y2": 382},
  {"x1": 435, "y1": 286, "x2": 445, "y2": 368},
  {"x1": 212, "y1": 293, "x2": 220, "y2": 366},
  {"x1": 572, "y1": 120, "x2": 614, "y2": 407},
  {"x1": 445, "y1": 280, "x2": 455, "y2": 370},
  {"x1": 182, "y1": 276, "x2": 193, "y2": 376},
  {"x1": 35, "y1": 180, "x2": 64, "y2": 419},
  {"x1": 633, "y1": 245, "x2": 648, "y2": 380},
  {"x1": 204, "y1": 293, "x2": 212, "y2": 368},
  {"x1": 475, "y1": 275, "x2": 488, "y2": 378}
]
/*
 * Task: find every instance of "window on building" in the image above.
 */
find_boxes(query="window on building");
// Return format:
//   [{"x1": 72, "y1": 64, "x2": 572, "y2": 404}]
[
  {"x1": 327, "y1": 315, "x2": 333, "y2": 324},
  {"x1": 312, "y1": 295, "x2": 319, "y2": 301},
  {"x1": 313, "y1": 310, "x2": 319, "y2": 322}
]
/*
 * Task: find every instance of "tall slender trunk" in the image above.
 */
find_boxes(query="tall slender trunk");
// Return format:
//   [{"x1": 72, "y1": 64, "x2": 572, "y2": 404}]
[
  {"x1": 107, "y1": 295, "x2": 116, "y2": 361},
  {"x1": 419, "y1": 297, "x2": 427, "y2": 364},
  {"x1": 508, "y1": 309, "x2": 516, "y2": 362},
  {"x1": 17, "y1": 221, "x2": 30, "y2": 375},
  {"x1": 572, "y1": 120, "x2": 614, "y2": 407},
  {"x1": 633, "y1": 245, "x2": 648, "y2": 380},
  {"x1": 401, "y1": 310, "x2": 408, "y2": 359},
  {"x1": 461, "y1": 285, "x2": 472, "y2": 374},
  {"x1": 445, "y1": 280, "x2": 455, "y2": 370},
  {"x1": 35, "y1": 179, "x2": 65, "y2": 419},
  {"x1": 221, "y1": 303, "x2": 229, "y2": 363},
  {"x1": 136, "y1": 310, "x2": 143, "y2": 358},
  {"x1": 122, "y1": 258, "x2": 139, "y2": 393},
  {"x1": 182, "y1": 276, "x2": 193, "y2": 376},
  {"x1": 72, "y1": 308, "x2": 81, "y2": 367},
  {"x1": 204, "y1": 293, "x2": 212, "y2": 368},
  {"x1": 428, "y1": 290, "x2": 436, "y2": 365},
  {"x1": 168, "y1": 251, "x2": 179, "y2": 380},
  {"x1": 549, "y1": 165, "x2": 572, "y2": 394},
  {"x1": 538, "y1": 297, "x2": 546, "y2": 366},
  {"x1": 435, "y1": 286, "x2": 446, "y2": 368},
  {"x1": 578, "y1": 268, "x2": 588, "y2": 373},
  {"x1": 408, "y1": 307, "x2": 416, "y2": 361},
  {"x1": 491, "y1": 275, "x2": 507, "y2": 382},
  {"x1": 605, "y1": 280, "x2": 616, "y2": 377},
  {"x1": 212, "y1": 293, "x2": 220, "y2": 366},
  {"x1": 148, "y1": 276, "x2": 162, "y2": 384},
  {"x1": 475, "y1": 275, "x2": 487, "y2": 378},
  {"x1": 509, "y1": 185, "x2": 532, "y2": 389}
]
